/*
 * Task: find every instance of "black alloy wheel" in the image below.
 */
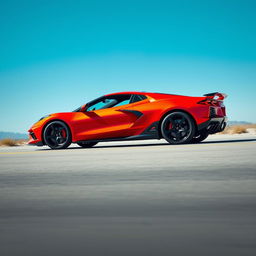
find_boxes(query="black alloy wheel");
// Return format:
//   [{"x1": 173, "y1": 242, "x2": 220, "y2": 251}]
[
  {"x1": 77, "y1": 141, "x2": 98, "y2": 148},
  {"x1": 161, "y1": 112, "x2": 195, "y2": 144},
  {"x1": 43, "y1": 121, "x2": 72, "y2": 149},
  {"x1": 191, "y1": 129, "x2": 209, "y2": 143}
]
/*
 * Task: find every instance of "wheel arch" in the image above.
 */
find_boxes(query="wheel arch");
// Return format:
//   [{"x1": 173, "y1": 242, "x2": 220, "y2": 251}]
[
  {"x1": 41, "y1": 119, "x2": 73, "y2": 145},
  {"x1": 158, "y1": 109, "x2": 197, "y2": 138}
]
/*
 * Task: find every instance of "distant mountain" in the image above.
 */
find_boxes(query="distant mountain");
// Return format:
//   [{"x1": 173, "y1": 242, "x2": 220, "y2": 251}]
[
  {"x1": 0, "y1": 131, "x2": 28, "y2": 140},
  {"x1": 228, "y1": 121, "x2": 252, "y2": 126}
]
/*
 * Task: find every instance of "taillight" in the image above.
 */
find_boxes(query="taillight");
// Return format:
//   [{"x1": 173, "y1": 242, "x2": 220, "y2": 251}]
[{"x1": 197, "y1": 99, "x2": 218, "y2": 106}]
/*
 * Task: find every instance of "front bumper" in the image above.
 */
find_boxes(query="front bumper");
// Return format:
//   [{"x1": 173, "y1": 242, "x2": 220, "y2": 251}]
[
  {"x1": 198, "y1": 117, "x2": 227, "y2": 134},
  {"x1": 28, "y1": 127, "x2": 44, "y2": 146}
]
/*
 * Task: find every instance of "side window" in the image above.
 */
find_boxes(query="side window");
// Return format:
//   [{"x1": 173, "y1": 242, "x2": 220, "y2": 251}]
[
  {"x1": 114, "y1": 98, "x2": 131, "y2": 107},
  {"x1": 111, "y1": 94, "x2": 132, "y2": 108},
  {"x1": 86, "y1": 94, "x2": 146, "y2": 111},
  {"x1": 87, "y1": 98, "x2": 117, "y2": 111},
  {"x1": 130, "y1": 94, "x2": 147, "y2": 103}
]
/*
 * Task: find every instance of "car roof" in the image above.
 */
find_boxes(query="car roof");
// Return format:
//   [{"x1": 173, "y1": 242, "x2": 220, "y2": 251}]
[{"x1": 105, "y1": 91, "x2": 175, "y2": 98}]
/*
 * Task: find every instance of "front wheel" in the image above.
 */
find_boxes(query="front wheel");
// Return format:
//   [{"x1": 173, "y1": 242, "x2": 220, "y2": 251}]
[
  {"x1": 77, "y1": 141, "x2": 98, "y2": 148},
  {"x1": 43, "y1": 121, "x2": 72, "y2": 149},
  {"x1": 161, "y1": 112, "x2": 196, "y2": 144}
]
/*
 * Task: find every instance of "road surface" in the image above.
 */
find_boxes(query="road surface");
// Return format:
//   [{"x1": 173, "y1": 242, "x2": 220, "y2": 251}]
[{"x1": 0, "y1": 134, "x2": 256, "y2": 256}]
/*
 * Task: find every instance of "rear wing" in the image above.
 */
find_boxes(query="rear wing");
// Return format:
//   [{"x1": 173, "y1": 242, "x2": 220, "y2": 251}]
[{"x1": 203, "y1": 92, "x2": 227, "y2": 101}]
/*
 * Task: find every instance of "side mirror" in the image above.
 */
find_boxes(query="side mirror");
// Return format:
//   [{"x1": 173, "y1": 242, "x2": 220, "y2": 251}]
[{"x1": 80, "y1": 104, "x2": 87, "y2": 112}]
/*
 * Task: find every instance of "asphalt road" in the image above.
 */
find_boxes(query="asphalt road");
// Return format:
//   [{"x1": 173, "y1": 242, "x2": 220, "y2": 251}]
[{"x1": 0, "y1": 134, "x2": 256, "y2": 256}]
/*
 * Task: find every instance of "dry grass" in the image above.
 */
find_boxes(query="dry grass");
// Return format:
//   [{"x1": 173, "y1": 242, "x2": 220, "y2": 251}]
[
  {"x1": 0, "y1": 138, "x2": 28, "y2": 146},
  {"x1": 0, "y1": 138, "x2": 18, "y2": 146},
  {"x1": 220, "y1": 124, "x2": 256, "y2": 134}
]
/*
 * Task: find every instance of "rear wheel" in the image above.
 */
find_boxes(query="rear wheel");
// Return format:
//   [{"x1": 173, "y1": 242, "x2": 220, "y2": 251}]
[
  {"x1": 191, "y1": 129, "x2": 209, "y2": 143},
  {"x1": 43, "y1": 121, "x2": 71, "y2": 149},
  {"x1": 77, "y1": 141, "x2": 98, "y2": 148},
  {"x1": 161, "y1": 112, "x2": 195, "y2": 144}
]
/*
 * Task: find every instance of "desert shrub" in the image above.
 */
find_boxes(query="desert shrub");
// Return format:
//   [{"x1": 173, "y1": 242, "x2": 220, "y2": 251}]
[
  {"x1": 0, "y1": 138, "x2": 18, "y2": 146},
  {"x1": 220, "y1": 124, "x2": 256, "y2": 134},
  {"x1": 229, "y1": 126, "x2": 247, "y2": 134}
]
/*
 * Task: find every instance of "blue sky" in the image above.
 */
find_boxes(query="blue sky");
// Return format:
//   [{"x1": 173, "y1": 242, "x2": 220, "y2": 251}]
[{"x1": 0, "y1": 0, "x2": 256, "y2": 132}]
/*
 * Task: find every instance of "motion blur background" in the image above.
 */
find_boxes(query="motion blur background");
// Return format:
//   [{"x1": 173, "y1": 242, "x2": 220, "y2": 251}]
[{"x1": 0, "y1": 0, "x2": 256, "y2": 133}]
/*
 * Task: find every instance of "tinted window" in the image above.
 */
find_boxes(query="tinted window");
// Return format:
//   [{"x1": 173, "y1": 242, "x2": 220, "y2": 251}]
[
  {"x1": 130, "y1": 94, "x2": 147, "y2": 103},
  {"x1": 114, "y1": 99, "x2": 131, "y2": 107},
  {"x1": 87, "y1": 94, "x2": 132, "y2": 111},
  {"x1": 87, "y1": 98, "x2": 118, "y2": 111},
  {"x1": 81, "y1": 94, "x2": 147, "y2": 112}
]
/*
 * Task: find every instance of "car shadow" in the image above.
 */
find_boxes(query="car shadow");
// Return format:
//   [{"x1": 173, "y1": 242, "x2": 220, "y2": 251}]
[
  {"x1": 37, "y1": 138, "x2": 256, "y2": 151},
  {"x1": 200, "y1": 138, "x2": 256, "y2": 144}
]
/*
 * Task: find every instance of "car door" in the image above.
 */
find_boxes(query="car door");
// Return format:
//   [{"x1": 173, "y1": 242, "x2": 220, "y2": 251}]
[{"x1": 74, "y1": 94, "x2": 146, "y2": 141}]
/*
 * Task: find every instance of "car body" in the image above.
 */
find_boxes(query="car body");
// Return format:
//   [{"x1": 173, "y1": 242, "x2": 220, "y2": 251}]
[{"x1": 28, "y1": 91, "x2": 227, "y2": 149}]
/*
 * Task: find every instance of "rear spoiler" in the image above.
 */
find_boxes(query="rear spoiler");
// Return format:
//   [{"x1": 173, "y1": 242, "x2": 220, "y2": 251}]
[{"x1": 203, "y1": 92, "x2": 227, "y2": 101}]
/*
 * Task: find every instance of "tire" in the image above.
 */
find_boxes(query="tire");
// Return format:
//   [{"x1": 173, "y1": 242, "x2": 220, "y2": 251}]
[
  {"x1": 77, "y1": 141, "x2": 98, "y2": 148},
  {"x1": 43, "y1": 121, "x2": 72, "y2": 149},
  {"x1": 191, "y1": 129, "x2": 209, "y2": 143},
  {"x1": 161, "y1": 111, "x2": 196, "y2": 144}
]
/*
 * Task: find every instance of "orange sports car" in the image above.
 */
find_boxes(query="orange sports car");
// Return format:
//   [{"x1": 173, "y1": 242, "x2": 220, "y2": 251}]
[{"x1": 28, "y1": 91, "x2": 227, "y2": 149}]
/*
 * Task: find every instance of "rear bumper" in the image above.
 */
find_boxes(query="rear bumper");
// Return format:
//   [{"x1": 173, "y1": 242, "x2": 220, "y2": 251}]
[{"x1": 198, "y1": 117, "x2": 227, "y2": 134}]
